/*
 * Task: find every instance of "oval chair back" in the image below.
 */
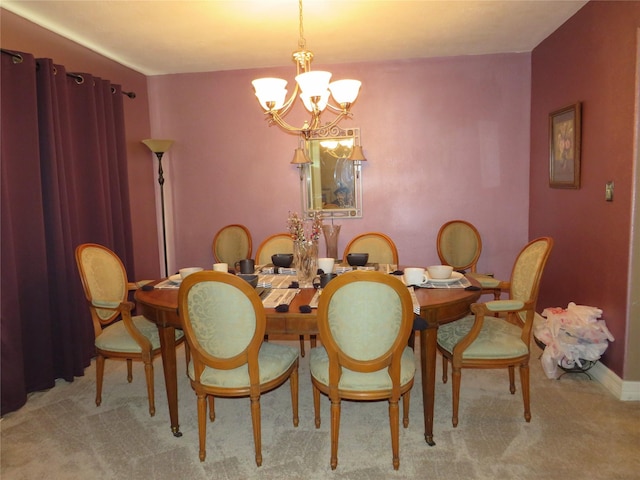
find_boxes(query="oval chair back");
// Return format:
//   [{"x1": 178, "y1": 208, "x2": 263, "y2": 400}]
[{"x1": 342, "y1": 232, "x2": 399, "y2": 265}]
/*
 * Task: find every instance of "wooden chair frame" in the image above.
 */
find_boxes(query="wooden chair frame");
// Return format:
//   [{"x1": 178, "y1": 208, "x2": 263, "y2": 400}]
[
  {"x1": 342, "y1": 232, "x2": 399, "y2": 265},
  {"x1": 178, "y1": 271, "x2": 299, "y2": 466},
  {"x1": 312, "y1": 271, "x2": 415, "y2": 470},
  {"x1": 438, "y1": 237, "x2": 553, "y2": 427},
  {"x1": 211, "y1": 223, "x2": 252, "y2": 265},
  {"x1": 75, "y1": 243, "x2": 184, "y2": 416}
]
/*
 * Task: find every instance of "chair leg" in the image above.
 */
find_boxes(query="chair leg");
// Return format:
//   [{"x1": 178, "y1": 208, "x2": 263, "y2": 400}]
[
  {"x1": 330, "y1": 399, "x2": 341, "y2": 470},
  {"x1": 402, "y1": 391, "x2": 410, "y2": 428},
  {"x1": 184, "y1": 342, "x2": 191, "y2": 376},
  {"x1": 126, "y1": 358, "x2": 133, "y2": 382},
  {"x1": 509, "y1": 366, "x2": 516, "y2": 394},
  {"x1": 520, "y1": 363, "x2": 531, "y2": 422},
  {"x1": 290, "y1": 364, "x2": 299, "y2": 427},
  {"x1": 208, "y1": 395, "x2": 215, "y2": 422},
  {"x1": 299, "y1": 335, "x2": 306, "y2": 357},
  {"x1": 143, "y1": 360, "x2": 155, "y2": 416},
  {"x1": 197, "y1": 392, "x2": 207, "y2": 461},
  {"x1": 312, "y1": 384, "x2": 321, "y2": 428},
  {"x1": 442, "y1": 355, "x2": 449, "y2": 383},
  {"x1": 452, "y1": 366, "x2": 461, "y2": 427},
  {"x1": 95, "y1": 354, "x2": 105, "y2": 407},
  {"x1": 389, "y1": 399, "x2": 400, "y2": 470},
  {"x1": 310, "y1": 335, "x2": 317, "y2": 349},
  {"x1": 250, "y1": 394, "x2": 263, "y2": 467}
]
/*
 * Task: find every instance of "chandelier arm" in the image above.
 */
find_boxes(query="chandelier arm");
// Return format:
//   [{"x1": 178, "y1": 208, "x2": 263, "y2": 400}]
[
  {"x1": 274, "y1": 82, "x2": 301, "y2": 118},
  {"x1": 267, "y1": 111, "x2": 311, "y2": 135},
  {"x1": 324, "y1": 102, "x2": 350, "y2": 114}
]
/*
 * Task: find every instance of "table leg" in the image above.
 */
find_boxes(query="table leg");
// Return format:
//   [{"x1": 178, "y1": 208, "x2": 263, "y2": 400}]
[
  {"x1": 158, "y1": 325, "x2": 182, "y2": 437},
  {"x1": 419, "y1": 326, "x2": 437, "y2": 446}
]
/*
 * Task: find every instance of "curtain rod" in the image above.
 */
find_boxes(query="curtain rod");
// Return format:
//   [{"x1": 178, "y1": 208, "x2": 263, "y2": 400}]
[{"x1": 1, "y1": 48, "x2": 136, "y2": 99}]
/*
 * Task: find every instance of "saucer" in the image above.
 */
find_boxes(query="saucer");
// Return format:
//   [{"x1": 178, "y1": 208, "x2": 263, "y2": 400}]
[{"x1": 169, "y1": 274, "x2": 182, "y2": 284}]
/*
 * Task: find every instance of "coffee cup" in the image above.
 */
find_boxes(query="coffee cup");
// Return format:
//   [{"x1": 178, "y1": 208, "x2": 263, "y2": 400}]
[
  {"x1": 238, "y1": 258, "x2": 255, "y2": 274},
  {"x1": 320, "y1": 272, "x2": 337, "y2": 288},
  {"x1": 317, "y1": 257, "x2": 335, "y2": 274},
  {"x1": 404, "y1": 267, "x2": 428, "y2": 286},
  {"x1": 213, "y1": 263, "x2": 228, "y2": 272},
  {"x1": 179, "y1": 267, "x2": 203, "y2": 279}
]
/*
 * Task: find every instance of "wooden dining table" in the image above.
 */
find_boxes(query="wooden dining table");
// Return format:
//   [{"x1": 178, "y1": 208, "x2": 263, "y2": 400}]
[{"x1": 135, "y1": 276, "x2": 480, "y2": 446}]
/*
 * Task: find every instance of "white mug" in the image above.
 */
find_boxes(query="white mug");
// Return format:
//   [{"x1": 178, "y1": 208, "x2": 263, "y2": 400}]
[
  {"x1": 213, "y1": 263, "x2": 228, "y2": 272},
  {"x1": 404, "y1": 267, "x2": 428, "y2": 286},
  {"x1": 317, "y1": 257, "x2": 335, "y2": 274}
]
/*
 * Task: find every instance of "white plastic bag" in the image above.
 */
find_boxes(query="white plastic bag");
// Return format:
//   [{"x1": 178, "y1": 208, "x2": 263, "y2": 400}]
[{"x1": 535, "y1": 303, "x2": 614, "y2": 379}]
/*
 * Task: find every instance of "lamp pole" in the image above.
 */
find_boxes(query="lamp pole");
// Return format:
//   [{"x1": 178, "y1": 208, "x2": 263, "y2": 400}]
[{"x1": 142, "y1": 139, "x2": 174, "y2": 278}]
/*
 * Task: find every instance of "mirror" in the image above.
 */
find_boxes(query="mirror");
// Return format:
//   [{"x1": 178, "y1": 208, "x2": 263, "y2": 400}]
[{"x1": 299, "y1": 126, "x2": 363, "y2": 219}]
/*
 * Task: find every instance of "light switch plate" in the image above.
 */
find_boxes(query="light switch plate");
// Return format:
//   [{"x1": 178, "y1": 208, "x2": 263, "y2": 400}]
[{"x1": 605, "y1": 181, "x2": 614, "y2": 201}]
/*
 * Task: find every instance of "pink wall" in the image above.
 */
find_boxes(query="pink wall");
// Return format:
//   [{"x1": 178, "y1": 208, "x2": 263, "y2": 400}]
[
  {"x1": 148, "y1": 54, "x2": 532, "y2": 285},
  {"x1": 1, "y1": 9, "x2": 161, "y2": 279},
  {"x1": 530, "y1": 1, "x2": 640, "y2": 377}
]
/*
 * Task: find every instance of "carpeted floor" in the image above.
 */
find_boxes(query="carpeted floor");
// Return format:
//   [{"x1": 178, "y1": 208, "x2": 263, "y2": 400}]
[{"x1": 1, "y1": 338, "x2": 639, "y2": 479}]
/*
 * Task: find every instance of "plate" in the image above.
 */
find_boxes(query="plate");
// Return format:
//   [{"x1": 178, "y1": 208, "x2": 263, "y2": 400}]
[
  {"x1": 169, "y1": 274, "x2": 182, "y2": 284},
  {"x1": 426, "y1": 271, "x2": 463, "y2": 284}
]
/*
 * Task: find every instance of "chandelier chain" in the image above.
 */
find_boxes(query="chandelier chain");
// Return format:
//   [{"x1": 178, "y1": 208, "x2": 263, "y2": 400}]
[{"x1": 298, "y1": 0, "x2": 306, "y2": 50}]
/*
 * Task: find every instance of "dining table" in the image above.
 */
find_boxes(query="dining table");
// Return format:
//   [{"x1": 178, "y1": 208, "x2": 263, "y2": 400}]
[{"x1": 135, "y1": 272, "x2": 481, "y2": 446}]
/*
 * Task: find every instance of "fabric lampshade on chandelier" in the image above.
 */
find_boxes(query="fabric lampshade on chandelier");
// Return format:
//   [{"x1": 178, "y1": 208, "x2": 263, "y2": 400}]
[{"x1": 252, "y1": 0, "x2": 361, "y2": 140}]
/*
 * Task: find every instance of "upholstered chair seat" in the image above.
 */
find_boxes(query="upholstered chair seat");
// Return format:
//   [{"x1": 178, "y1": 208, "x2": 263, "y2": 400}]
[
  {"x1": 95, "y1": 314, "x2": 168, "y2": 353},
  {"x1": 310, "y1": 346, "x2": 415, "y2": 390},
  {"x1": 188, "y1": 342, "x2": 298, "y2": 388}
]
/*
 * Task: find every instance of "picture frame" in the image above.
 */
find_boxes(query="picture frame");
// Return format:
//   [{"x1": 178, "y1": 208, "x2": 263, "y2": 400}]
[{"x1": 549, "y1": 102, "x2": 581, "y2": 188}]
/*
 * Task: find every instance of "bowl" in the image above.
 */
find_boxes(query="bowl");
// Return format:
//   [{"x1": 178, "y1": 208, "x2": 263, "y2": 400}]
[
  {"x1": 237, "y1": 274, "x2": 258, "y2": 288},
  {"x1": 271, "y1": 253, "x2": 294, "y2": 268},
  {"x1": 179, "y1": 267, "x2": 203, "y2": 279},
  {"x1": 346, "y1": 253, "x2": 369, "y2": 266},
  {"x1": 427, "y1": 265, "x2": 454, "y2": 279}
]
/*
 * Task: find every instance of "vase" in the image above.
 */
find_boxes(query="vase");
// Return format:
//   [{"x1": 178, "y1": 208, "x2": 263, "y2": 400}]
[
  {"x1": 294, "y1": 240, "x2": 318, "y2": 287},
  {"x1": 322, "y1": 224, "x2": 341, "y2": 259}
]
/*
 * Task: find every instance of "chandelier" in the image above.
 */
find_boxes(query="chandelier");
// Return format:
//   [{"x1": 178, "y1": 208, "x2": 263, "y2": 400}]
[{"x1": 252, "y1": 0, "x2": 361, "y2": 140}]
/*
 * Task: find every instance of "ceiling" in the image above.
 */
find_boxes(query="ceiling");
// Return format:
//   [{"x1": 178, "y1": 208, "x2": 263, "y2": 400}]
[{"x1": 2, "y1": 0, "x2": 588, "y2": 76}]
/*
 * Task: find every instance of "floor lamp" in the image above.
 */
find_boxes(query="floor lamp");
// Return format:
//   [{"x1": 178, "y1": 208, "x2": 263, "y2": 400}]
[{"x1": 142, "y1": 139, "x2": 174, "y2": 278}]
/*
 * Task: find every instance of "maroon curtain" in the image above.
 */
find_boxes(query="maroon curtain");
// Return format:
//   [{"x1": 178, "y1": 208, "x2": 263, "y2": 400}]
[{"x1": 1, "y1": 50, "x2": 135, "y2": 415}]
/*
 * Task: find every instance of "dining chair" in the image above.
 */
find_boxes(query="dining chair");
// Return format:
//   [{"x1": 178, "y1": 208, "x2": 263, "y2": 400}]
[
  {"x1": 436, "y1": 220, "x2": 502, "y2": 299},
  {"x1": 211, "y1": 224, "x2": 252, "y2": 267},
  {"x1": 178, "y1": 271, "x2": 299, "y2": 466},
  {"x1": 75, "y1": 243, "x2": 185, "y2": 417},
  {"x1": 309, "y1": 270, "x2": 416, "y2": 470},
  {"x1": 436, "y1": 237, "x2": 553, "y2": 427},
  {"x1": 342, "y1": 232, "x2": 399, "y2": 265},
  {"x1": 255, "y1": 233, "x2": 314, "y2": 356},
  {"x1": 254, "y1": 232, "x2": 293, "y2": 265}
]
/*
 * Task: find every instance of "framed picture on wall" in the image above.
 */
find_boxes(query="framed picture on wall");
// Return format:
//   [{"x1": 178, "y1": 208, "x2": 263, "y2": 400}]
[{"x1": 549, "y1": 102, "x2": 581, "y2": 188}]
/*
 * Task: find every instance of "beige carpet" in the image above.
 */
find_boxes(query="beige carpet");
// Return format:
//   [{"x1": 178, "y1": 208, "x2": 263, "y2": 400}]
[{"x1": 2, "y1": 338, "x2": 639, "y2": 480}]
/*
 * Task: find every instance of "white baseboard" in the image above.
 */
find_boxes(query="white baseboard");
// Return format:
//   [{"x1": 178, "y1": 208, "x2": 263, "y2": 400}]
[{"x1": 591, "y1": 361, "x2": 640, "y2": 401}]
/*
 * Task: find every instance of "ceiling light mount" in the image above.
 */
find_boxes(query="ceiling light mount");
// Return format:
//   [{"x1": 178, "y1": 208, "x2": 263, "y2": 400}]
[{"x1": 252, "y1": 0, "x2": 361, "y2": 140}]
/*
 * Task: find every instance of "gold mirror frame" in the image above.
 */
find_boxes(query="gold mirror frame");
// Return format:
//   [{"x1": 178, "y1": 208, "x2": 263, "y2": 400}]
[{"x1": 299, "y1": 126, "x2": 363, "y2": 219}]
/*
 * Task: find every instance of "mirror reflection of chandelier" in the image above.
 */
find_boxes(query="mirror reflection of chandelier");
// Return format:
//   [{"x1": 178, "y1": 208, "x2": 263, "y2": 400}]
[
  {"x1": 320, "y1": 139, "x2": 354, "y2": 159},
  {"x1": 251, "y1": 0, "x2": 361, "y2": 140}
]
